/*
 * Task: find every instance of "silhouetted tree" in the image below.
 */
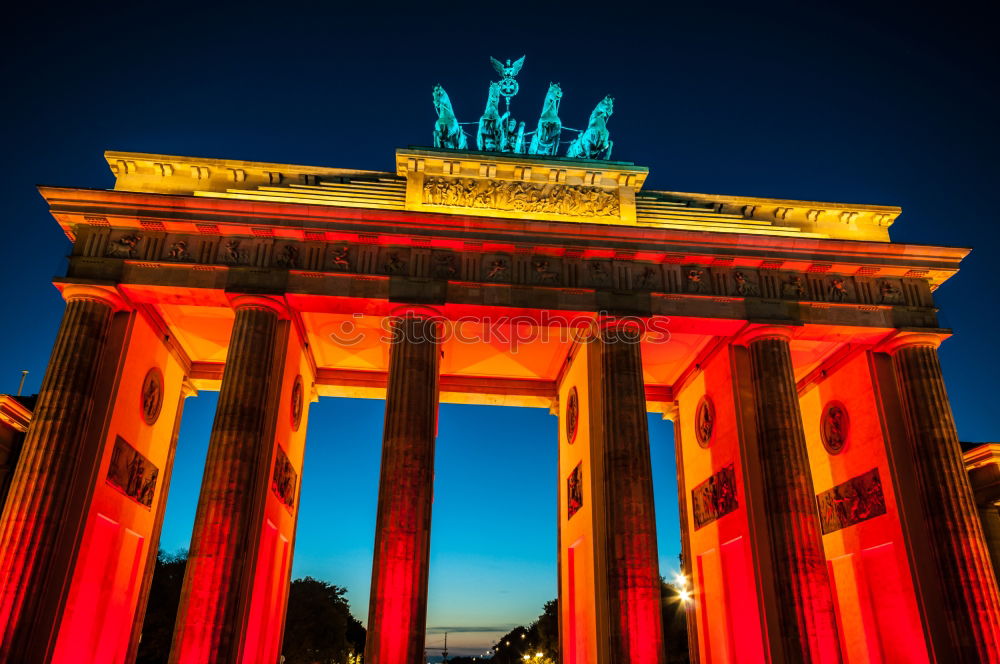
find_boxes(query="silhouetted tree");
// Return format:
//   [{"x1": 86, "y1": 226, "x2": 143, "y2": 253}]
[
  {"x1": 282, "y1": 577, "x2": 365, "y2": 664},
  {"x1": 137, "y1": 551, "x2": 365, "y2": 664},
  {"x1": 136, "y1": 550, "x2": 187, "y2": 664},
  {"x1": 489, "y1": 600, "x2": 558, "y2": 663}
]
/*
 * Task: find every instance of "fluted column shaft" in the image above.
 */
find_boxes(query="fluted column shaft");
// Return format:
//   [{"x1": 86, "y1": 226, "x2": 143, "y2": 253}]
[
  {"x1": 0, "y1": 289, "x2": 118, "y2": 662},
  {"x1": 597, "y1": 325, "x2": 666, "y2": 664},
  {"x1": 366, "y1": 316, "x2": 440, "y2": 664},
  {"x1": 890, "y1": 337, "x2": 1000, "y2": 661},
  {"x1": 169, "y1": 302, "x2": 282, "y2": 664},
  {"x1": 746, "y1": 329, "x2": 841, "y2": 664}
]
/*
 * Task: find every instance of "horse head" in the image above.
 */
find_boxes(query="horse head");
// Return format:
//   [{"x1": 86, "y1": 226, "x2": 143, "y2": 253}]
[
  {"x1": 590, "y1": 95, "x2": 614, "y2": 124},
  {"x1": 433, "y1": 84, "x2": 453, "y2": 118}
]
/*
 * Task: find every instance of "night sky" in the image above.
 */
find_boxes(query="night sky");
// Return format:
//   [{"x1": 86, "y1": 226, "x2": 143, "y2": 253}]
[{"x1": 2, "y1": 2, "x2": 998, "y2": 657}]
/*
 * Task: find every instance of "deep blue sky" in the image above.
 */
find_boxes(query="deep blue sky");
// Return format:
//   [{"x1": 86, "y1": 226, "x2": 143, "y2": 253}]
[{"x1": 2, "y1": 1, "x2": 998, "y2": 656}]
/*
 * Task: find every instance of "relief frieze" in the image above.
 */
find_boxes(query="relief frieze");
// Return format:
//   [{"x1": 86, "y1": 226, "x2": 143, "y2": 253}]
[
  {"x1": 692, "y1": 464, "x2": 739, "y2": 529},
  {"x1": 106, "y1": 436, "x2": 158, "y2": 508},
  {"x1": 816, "y1": 467, "x2": 886, "y2": 534},
  {"x1": 422, "y1": 176, "x2": 620, "y2": 217},
  {"x1": 86, "y1": 230, "x2": 934, "y2": 310}
]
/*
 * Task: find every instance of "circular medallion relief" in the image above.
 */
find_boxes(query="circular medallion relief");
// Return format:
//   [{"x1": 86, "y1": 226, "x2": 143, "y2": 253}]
[
  {"x1": 821, "y1": 401, "x2": 849, "y2": 455},
  {"x1": 290, "y1": 376, "x2": 303, "y2": 431},
  {"x1": 695, "y1": 395, "x2": 715, "y2": 448},
  {"x1": 565, "y1": 387, "x2": 579, "y2": 444},
  {"x1": 291, "y1": 375, "x2": 304, "y2": 431},
  {"x1": 140, "y1": 367, "x2": 164, "y2": 425}
]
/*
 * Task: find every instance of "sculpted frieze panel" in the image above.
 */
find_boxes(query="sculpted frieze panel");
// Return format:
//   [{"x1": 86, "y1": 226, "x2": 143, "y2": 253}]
[
  {"x1": 877, "y1": 278, "x2": 905, "y2": 305},
  {"x1": 531, "y1": 257, "x2": 562, "y2": 285},
  {"x1": 631, "y1": 263, "x2": 662, "y2": 291},
  {"x1": 378, "y1": 247, "x2": 410, "y2": 276},
  {"x1": 816, "y1": 467, "x2": 886, "y2": 534},
  {"x1": 106, "y1": 233, "x2": 142, "y2": 258},
  {"x1": 421, "y1": 176, "x2": 620, "y2": 217},
  {"x1": 683, "y1": 266, "x2": 711, "y2": 294},
  {"x1": 482, "y1": 253, "x2": 512, "y2": 282},
  {"x1": 585, "y1": 260, "x2": 612, "y2": 288},
  {"x1": 732, "y1": 270, "x2": 761, "y2": 297},
  {"x1": 89, "y1": 231, "x2": 933, "y2": 312},
  {"x1": 432, "y1": 250, "x2": 459, "y2": 279},
  {"x1": 219, "y1": 239, "x2": 250, "y2": 265},
  {"x1": 692, "y1": 464, "x2": 738, "y2": 529}
]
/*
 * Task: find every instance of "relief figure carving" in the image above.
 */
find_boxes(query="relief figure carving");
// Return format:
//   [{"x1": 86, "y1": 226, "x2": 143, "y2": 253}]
[
  {"x1": 221, "y1": 240, "x2": 249, "y2": 265},
  {"x1": 275, "y1": 244, "x2": 299, "y2": 268},
  {"x1": 828, "y1": 277, "x2": 850, "y2": 302},
  {"x1": 107, "y1": 234, "x2": 142, "y2": 258},
  {"x1": 166, "y1": 240, "x2": 190, "y2": 261},
  {"x1": 533, "y1": 260, "x2": 560, "y2": 284},
  {"x1": 422, "y1": 176, "x2": 619, "y2": 217},
  {"x1": 686, "y1": 268, "x2": 707, "y2": 293},
  {"x1": 330, "y1": 246, "x2": 351, "y2": 271},
  {"x1": 734, "y1": 271, "x2": 760, "y2": 296},
  {"x1": 879, "y1": 280, "x2": 904, "y2": 304},
  {"x1": 782, "y1": 275, "x2": 806, "y2": 299},
  {"x1": 486, "y1": 258, "x2": 509, "y2": 282}
]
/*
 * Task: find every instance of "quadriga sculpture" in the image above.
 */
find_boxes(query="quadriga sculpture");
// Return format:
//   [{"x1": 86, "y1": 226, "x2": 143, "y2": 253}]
[
  {"x1": 432, "y1": 84, "x2": 467, "y2": 150},
  {"x1": 477, "y1": 82, "x2": 503, "y2": 151},
  {"x1": 528, "y1": 82, "x2": 563, "y2": 156},
  {"x1": 566, "y1": 95, "x2": 614, "y2": 160}
]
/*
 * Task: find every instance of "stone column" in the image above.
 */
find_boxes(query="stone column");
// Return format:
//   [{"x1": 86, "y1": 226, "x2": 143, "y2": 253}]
[
  {"x1": 595, "y1": 322, "x2": 665, "y2": 664},
  {"x1": 886, "y1": 333, "x2": 1000, "y2": 661},
  {"x1": 0, "y1": 285, "x2": 123, "y2": 662},
  {"x1": 168, "y1": 297, "x2": 285, "y2": 664},
  {"x1": 743, "y1": 326, "x2": 841, "y2": 663},
  {"x1": 366, "y1": 316, "x2": 440, "y2": 664}
]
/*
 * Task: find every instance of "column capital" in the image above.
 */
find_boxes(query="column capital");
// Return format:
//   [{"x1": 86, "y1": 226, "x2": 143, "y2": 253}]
[
  {"x1": 227, "y1": 294, "x2": 290, "y2": 319},
  {"x1": 735, "y1": 324, "x2": 795, "y2": 346},
  {"x1": 877, "y1": 330, "x2": 949, "y2": 355},
  {"x1": 58, "y1": 284, "x2": 129, "y2": 311}
]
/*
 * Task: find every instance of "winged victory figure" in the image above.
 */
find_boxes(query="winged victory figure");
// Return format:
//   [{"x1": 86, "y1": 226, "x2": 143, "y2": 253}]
[{"x1": 490, "y1": 55, "x2": 525, "y2": 79}]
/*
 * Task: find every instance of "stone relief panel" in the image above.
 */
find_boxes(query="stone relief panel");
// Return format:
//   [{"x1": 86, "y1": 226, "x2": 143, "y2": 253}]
[
  {"x1": 328, "y1": 245, "x2": 352, "y2": 272},
  {"x1": 273, "y1": 243, "x2": 301, "y2": 269},
  {"x1": 482, "y1": 253, "x2": 512, "y2": 283},
  {"x1": 378, "y1": 247, "x2": 411, "y2": 276},
  {"x1": 816, "y1": 467, "x2": 886, "y2": 534},
  {"x1": 877, "y1": 278, "x2": 905, "y2": 305},
  {"x1": 106, "y1": 436, "x2": 158, "y2": 508},
  {"x1": 106, "y1": 233, "x2": 143, "y2": 258},
  {"x1": 732, "y1": 270, "x2": 761, "y2": 297},
  {"x1": 585, "y1": 260, "x2": 613, "y2": 288},
  {"x1": 567, "y1": 462, "x2": 583, "y2": 519},
  {"x1": 531, "y1": 256, "x2": 562, "y2": 285},
  {"x1": 631, "y1": 263, "x2": 663, "y2": 291},
  {"x1": 779, "y1": 272, "x2": 808, "y2": 300},
  {"x1": 683, "y1": 266, "x2": 711, "y2": 294},
  {"x1": 692, "y1": 464, "x2": 738, "y2": 529},
  {"x1": 271, "y1": 445, "x2": 298, "y2": 512},
  {"x1": 432, "y1": 250, "x2": 459, "y2": 280},
  {"x1": 422, "y1": 176, "x2": 620, "y2": 218},
  {"x1": 219, "y1": 238, "x2": 251, "y2": 265},
  {"x1": 826, "y1": 276, "x2": 855, "y2": 303}
]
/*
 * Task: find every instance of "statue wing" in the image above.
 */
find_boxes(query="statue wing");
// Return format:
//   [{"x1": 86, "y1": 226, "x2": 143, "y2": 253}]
[
  {"x1": 490, "y1": 57, "x2": 506, "y2": 77},
  {"x1": 509, "y1": 55, "x2": 525, "y2": 76}
]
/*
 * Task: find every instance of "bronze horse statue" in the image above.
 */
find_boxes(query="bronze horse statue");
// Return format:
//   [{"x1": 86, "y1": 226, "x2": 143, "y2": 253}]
[
  {"x1": 433, "y1": 84, "x2": 467, "y2": 150},
  {"x1": 567, "y1": 95, "x2": 614, "y2": 160},
  {"x1": 529, "y1": 82, "x2": 562, "y2": 156},
  {"x1": 477, "y1": 82, "x2": 503, "y2": 151}
]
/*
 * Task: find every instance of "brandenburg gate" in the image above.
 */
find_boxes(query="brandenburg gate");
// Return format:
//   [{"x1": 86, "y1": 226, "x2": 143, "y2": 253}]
[{"x1": 1, "y1": 64, "x2": 999, "y2": 664}]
